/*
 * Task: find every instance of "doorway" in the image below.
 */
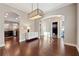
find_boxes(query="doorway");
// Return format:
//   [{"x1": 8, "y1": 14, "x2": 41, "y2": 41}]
[
  {"x1": 51, "y1": 15, "x2": 64, "y2": 39},
  {"x1": 52, "y1": 22, "x2": 58, "y2": 38},
  {"x1": 4, "y1": 21, "x2": 19, "y2": 47}
]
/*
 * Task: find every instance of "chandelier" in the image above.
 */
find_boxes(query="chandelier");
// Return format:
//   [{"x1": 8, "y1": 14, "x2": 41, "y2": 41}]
[{"x1": 28, "y1": 3, "x2": 44, "y2": 20}]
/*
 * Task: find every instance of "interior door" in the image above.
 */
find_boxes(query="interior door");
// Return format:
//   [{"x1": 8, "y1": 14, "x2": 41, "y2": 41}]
[{"x1": 52, "y1": 22, "x2": 58, "y2": 38}]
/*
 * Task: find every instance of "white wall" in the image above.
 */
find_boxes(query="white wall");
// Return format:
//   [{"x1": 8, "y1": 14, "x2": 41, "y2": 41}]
[{"x1": 40, "y1": 4, "x2": 77, "y2": 45}]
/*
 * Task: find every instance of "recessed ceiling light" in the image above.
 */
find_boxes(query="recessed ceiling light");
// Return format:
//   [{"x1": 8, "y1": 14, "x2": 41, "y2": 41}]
[
  {"x1": 4, "y1": 16, "x2": 7, "y2": 18},
  {"x1": 4, "y1": 13, "x2": 9, "y2": 18},
  {"x1": 27, "y1": 26, "x2": 30, "y2": 29},
  {"x1": 16, "y1": 18, "x2": 18, "y2": 19},
  {"x1": 5, "y1": 13, "x2": 8, "y2": 15}
]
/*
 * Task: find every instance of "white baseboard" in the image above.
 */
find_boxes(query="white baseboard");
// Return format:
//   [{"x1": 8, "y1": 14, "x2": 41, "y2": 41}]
[
  {"x1": 64, "y1": 43, "x2": 76, "y2": 47},
  {"x1": 76, "y1": 46, "x2": 79, "y2": 53},
  {"x1": 0, "y1": 43, "x2": 5, "y2": 47},
  {"x1": 64, "y1": 43, "x2": 79, "y2": 52},
  {"x1": 19, "y1": 39, "x2": 25, "y2": 42}
]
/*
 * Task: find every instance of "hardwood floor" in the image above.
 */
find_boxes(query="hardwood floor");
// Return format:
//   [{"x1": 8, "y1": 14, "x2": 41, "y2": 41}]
[{"x1": 0, "y1": 36, "x2": 79, "y2": 56}]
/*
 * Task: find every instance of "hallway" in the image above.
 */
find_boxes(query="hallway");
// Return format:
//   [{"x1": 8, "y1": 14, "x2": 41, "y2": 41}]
[{"x1": 0, "y1": 36, "x2": 79, "y2": 56}]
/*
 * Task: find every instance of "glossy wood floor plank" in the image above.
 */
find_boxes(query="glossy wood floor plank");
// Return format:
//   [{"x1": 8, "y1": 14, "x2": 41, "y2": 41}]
[{"x1": 0, "y1": 36, "x2": 79, "y2": 56}]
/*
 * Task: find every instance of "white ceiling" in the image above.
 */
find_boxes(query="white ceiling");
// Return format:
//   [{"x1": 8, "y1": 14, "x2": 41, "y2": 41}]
[{"x1": 5, "y1": 3, "x2": 70, "y2": 14}]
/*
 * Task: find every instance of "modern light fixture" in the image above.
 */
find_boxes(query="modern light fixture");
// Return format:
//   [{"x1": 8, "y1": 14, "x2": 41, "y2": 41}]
[{"x1": 28, "y1": 3, "x2": 44, "y2": 20}]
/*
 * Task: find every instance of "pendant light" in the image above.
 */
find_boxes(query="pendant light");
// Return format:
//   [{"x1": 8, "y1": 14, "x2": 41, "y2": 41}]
[{"x1": 28, "y1": 3, "x2": 44, "y2": 20}]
